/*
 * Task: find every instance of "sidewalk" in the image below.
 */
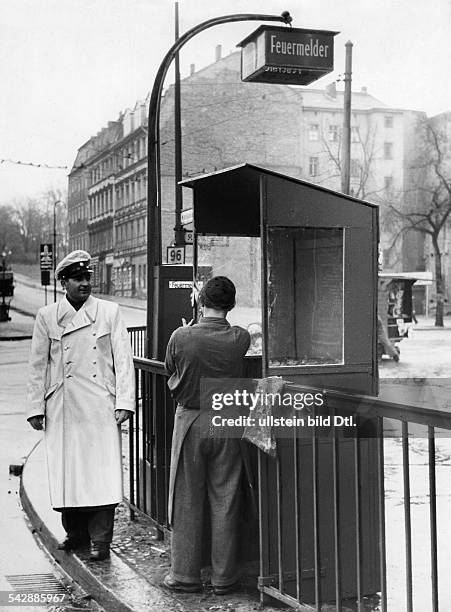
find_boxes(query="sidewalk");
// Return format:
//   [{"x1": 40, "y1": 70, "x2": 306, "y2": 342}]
[
  {"x1": 21, "y1": 441, "x2": 294, "y2": 612},
  {"x1": 21, "y1": 443, "x2": 177, "y2": 612},
  {"x1": 0, "y1": 311, "x2": 34, "y2": 340},
  {"x1": 414, "y1": 314, "x2": 451, "y2": 330}
]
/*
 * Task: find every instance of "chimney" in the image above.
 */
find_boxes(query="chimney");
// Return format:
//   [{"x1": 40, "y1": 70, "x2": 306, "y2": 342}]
[
  {"x1": 190, "y1": 63, "x2": 195, "y2": 76},
  {"x1": 215, "y1": 44, "x2": 222, "y2": 62},
  {"x1": 361, "y1": 86, "x2": 368, "y2": 94}
]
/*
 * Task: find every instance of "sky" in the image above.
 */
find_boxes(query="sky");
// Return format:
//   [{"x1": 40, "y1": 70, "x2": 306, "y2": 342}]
[{"x1": 1, "y1": 0, "x2": 451, "y2": 203}]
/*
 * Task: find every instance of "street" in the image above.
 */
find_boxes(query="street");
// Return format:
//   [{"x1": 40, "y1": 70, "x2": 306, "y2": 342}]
[{"x1": 0, "y1": 340, "x2": 97, "y2": 612}]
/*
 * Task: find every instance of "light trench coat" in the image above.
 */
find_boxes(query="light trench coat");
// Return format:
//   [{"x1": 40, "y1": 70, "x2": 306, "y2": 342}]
[{"x1": 27, "y1": 295, "x2": 135, "y2": 509}]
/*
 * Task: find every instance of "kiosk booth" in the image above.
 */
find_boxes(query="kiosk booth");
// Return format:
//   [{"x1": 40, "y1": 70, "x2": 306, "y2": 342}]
[
  {"x1": 179, "y1": 164, "x2": 380, "y2": 606},
  {"x1": 151, "y1": 164, "x2": 380, "y2": 607},
  {"x1": 180, "y1": 163, "x2": 378, "y2": 392}
]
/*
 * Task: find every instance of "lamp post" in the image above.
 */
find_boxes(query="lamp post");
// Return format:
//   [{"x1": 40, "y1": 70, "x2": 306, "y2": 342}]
[
  {"x1": 53, "y1": 200, "x2": 63, "y2": 302},
  {"x1": 146, "y1": 10, "x2": 293, "y2": 357},
  {"x1": 1, "y1": 248, "x2": 12, "y2": 322}
]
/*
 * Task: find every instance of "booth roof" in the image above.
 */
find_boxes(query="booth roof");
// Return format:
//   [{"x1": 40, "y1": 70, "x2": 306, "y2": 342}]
[{"x1": 179, "y1": 163, "x2": 378, "y2": 210}]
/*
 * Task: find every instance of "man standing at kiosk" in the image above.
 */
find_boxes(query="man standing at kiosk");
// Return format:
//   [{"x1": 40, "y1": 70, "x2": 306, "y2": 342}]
[
  {"x1": 27, "y1": 250, "x2": 135, "y2": 561},
  {"x1": 164, "y1": 276, "x2": 250, "y2": 594}
]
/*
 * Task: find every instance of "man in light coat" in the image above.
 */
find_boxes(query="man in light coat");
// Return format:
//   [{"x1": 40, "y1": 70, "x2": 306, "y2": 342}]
[{"x1": 27, "y1": 250, "x2": 135, "y2": 561}]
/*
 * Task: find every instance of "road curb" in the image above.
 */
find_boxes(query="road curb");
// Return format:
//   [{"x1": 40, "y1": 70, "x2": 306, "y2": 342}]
[
  {"x1": 0, "y1": 335, "x2": 32, "y2": 341},
  {"x1": 9, "y1": 305, "x2": 36, "y2": 318}
]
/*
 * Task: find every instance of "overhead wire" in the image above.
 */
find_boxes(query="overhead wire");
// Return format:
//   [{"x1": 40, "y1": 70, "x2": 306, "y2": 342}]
[
  {"x1": 0, "y1": 158, "x2": 68, "y2": 170},
  {"x1": 0, "y1": 84, "x2": 302, "y2": 177}
]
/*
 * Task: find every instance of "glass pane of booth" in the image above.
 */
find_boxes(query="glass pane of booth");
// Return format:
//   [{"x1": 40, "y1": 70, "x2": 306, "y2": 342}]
[
  {"x1": 267, "y1": 227, "x2": 344, "y2": 366},
  {"x1": 196, "y1": 235, "x2": 262, "y2": 355}
]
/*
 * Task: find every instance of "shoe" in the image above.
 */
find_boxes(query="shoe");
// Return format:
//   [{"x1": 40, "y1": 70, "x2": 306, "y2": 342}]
[
  {"x1": 163, "y1": 575, "x2": 202, "y2": 593},
  {"x1": 213, "y1": 582, "x2": 239, "y2": 595},
  {"x1": 57, "y1": 536, "x2": 89, "y2": 551},
  {"x1": 89, "y1": 542, "x2": 110, "y2": 561}
]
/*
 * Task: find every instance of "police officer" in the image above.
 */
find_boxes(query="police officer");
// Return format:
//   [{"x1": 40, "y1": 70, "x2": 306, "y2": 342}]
[{"x1": 27, "y1": 250, "x2": 135, "y2": 560}]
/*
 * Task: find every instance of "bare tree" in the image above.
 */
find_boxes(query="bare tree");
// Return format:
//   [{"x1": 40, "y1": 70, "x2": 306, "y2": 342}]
[
  {"x1": 0, "y1": 205, "x2": 25, "y2": 260},
  {"x1": 319, "y1": 123, "x2": 384, "y2": 200},
  {"x1": 3, "y1": 186, "x2": 68, "y2": 264},
  {"x1": 14, "y1": 199, "x2": 46, "y2": 262},
  {"x1": 388, "y1": 120, "x2": 451, "y2": 327}
]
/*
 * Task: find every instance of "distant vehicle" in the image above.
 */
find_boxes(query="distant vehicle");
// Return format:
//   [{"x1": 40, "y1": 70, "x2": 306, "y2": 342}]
[{"x1": 378, "y1": 273, "x2": 418, "y2": 361}]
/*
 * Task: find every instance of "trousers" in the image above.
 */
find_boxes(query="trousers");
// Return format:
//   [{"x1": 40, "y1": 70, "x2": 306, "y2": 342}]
[
  {"x1": 61, "y1": 505, "x2": 116, "y2": 544},
  {"x1": 170, "y1": 416, "x2": 243, "y2": 586}
]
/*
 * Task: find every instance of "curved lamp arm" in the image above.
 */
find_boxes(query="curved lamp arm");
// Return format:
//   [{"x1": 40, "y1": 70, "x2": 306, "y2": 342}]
[{"x1": 146, "y1": 11, "x2": 293, "y2": 357}]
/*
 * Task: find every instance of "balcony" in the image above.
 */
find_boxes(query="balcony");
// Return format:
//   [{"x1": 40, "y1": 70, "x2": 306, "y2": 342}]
[
  {"x1": 87, "y1": 212, "x2": 114, "y2": 228},
  {"x1": 115, "y1": 236, "x2": 146, "y2": 256}
]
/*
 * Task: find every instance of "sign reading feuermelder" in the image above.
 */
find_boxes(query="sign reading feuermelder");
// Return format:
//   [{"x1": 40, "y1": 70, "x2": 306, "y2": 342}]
[{"x1": 238, "y1": 26, "x2": 338, "y2": 86}]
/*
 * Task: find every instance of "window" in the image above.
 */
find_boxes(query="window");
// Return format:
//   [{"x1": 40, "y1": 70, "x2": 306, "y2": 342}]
[
  {"x1": 384, "y1": 115, "x2": 394, "y2": 128},
  {"x1": 328, "y1": 125, "x2": 339, "y2": 142},
  {"x1": 351, "y1": 126, "x2": 360, "y2": 143},
  {"x1": 309, "y1": 157, "x2": 319, "y2": 177},
  {"x1": 267, "y1": 227, "x2": 344, "y2": 366},
  {"x1": 350, "y1": 159, "x2": 360, "y2": 178},
  {"x1": 309, "y1": 124, "x2": 319, "y2": 141},
  {"x1": 384, "y1": 176, "x2": 393, "y2": 190},
  {"x1": 384, "y1": 142, "x2": 393, "y2": 160}
]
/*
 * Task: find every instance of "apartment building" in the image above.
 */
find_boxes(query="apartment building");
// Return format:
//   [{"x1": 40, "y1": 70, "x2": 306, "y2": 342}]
[{"x1": 68, "y1": 48, "x2": 427, "y2": 297}]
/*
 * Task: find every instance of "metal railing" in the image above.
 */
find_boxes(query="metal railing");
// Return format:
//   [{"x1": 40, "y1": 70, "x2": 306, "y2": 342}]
[
  {"x1": 127, "y1": 356, "x2": 174, "y2": 538},
  {"x1": 128, "y1": 325, "x2": 146, "y2": 358},
  {"x1": 256, "y1": 387, "x2": 451, "y2": 611},
  {"x1": 124, "y1": 347, "x2": 451, "y2": 611}
]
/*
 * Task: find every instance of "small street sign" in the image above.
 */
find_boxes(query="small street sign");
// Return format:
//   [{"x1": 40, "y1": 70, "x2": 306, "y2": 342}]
[
  {"x1": 40, "y1": 243, "x2": 53, "y2": 270},
  {"x1": 184, "y1": 230, "x2": 194, "y2": 245},
  {"x1": 40, "y1": 243, "x2": 53, "y2": 286},
  {"x1": 238, "y1": 26, "x2": 338, "y2": 86},
  {"x1": 166, "y1": 246, "x2": 185, "y2": 265},
  {"x1": 41, "y1": 270, "x2": 51, "y2": 286}
]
